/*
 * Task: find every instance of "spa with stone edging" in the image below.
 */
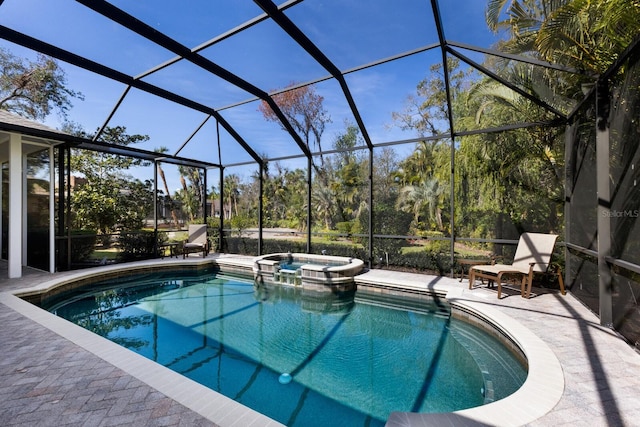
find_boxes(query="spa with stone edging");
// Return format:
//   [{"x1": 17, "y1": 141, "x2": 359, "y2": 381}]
[{"x1": 253, "y1": 252, "x2": 364, "y2": 293}]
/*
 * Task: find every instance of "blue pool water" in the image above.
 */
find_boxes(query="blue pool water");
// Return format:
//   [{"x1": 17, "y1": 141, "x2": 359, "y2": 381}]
[
  {"x1": 44, "y1": 269, "x2": 527, "y2": 426},
  {"x1": 279, "y1": 260, "x2": 345, "y2": 271},
  {"x1": 280, "y1": 261, "x2": 305, "y2": 270}
]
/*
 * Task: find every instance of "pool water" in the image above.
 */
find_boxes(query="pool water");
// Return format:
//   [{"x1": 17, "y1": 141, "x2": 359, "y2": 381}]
[
  {"x1": 280, "y1": 261, "x2": 304, "y2": 270},
  {"x1": 44, "y1": 270, "x2": 527, "y2": 426},
  {"x1": 279, "y1": 260, "x2": 345, "y2": 271}
]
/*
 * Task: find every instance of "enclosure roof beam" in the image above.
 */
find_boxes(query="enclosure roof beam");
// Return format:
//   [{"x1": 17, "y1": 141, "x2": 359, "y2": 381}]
[
  {"x1": 0, "y1": 117, "x2": 220, "y2": 169},
  {"x1": 75, "y1": 0, "x2": 311, "y2": 159},
  {"x1": 78, "y1": 140, "x2": 221, "y2": 169},
  {"x1": 93, "y1": 85, "x2": 131, "y2": 142},
  {"x1": 217, "y1": 43, "x2": 442, "y2": 113},
  {"x1": 430, "y1": 0, "x2": 456, "y2": 142},
  {"x1": 447, "y1": 41, "x2": 585, "y2": 75},
  {"x1": 0, "y1": 24, "x2": 263, "y2": 165},
  {"x1": 135, "y1": 0, "x2": 304, "y2": 80},
  {"x1": 448, "y1": 46, "x2": 568, "y2": 120},
  {"x1": 0, "y1": 120, "x2": 76, "y2": 145},
  {"x1": 253, "y1": 0, "x2": 374, "y2": 150},
  {"x1": 174, "y1": 115, "x2": 212, "y2": 158}
]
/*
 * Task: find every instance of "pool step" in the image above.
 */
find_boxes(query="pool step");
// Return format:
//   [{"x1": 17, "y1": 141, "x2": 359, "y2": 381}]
[{"x1": 355, "y1": 291, "x2": 451, "y2": 318}]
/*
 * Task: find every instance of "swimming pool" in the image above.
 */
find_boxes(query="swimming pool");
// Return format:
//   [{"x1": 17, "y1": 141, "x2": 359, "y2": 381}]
[{"x1": 41, "y1": 267, "x2": 527, "y2": 426}]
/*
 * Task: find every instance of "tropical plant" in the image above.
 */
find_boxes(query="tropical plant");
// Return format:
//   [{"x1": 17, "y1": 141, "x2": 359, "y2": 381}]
[
  {"x1": 223, "y1": 173, "x2": 241, "y2": 219},
  {"x1": 329, "y1": 123, "x2": 368, "y2": 224},
  {"x1": 487, "y1": 0, "x2": 640, "y2": 86},
  {"x1": 175, "y1": 165, "x2": 204, "y2": 223},
  {"x1": 154, "y1": 147, "x2": 180, "y2": 227},
  {"x1": 392, "y1": 58, "x2": 472, "y2": 137},
  {"x1": 396, "y1": 178, "x2": 444, "y2": 232}
]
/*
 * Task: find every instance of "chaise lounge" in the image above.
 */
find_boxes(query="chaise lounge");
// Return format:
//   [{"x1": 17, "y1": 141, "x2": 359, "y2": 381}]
[{"x1": 468, "y1": 232, "x2": 566, "y2": 299}]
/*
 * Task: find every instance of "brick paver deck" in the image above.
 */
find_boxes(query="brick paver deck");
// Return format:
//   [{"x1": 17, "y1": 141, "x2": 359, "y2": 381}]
[
  {"x1": 1, "y1": 257, "x2": 639, "y2": 426},
  {"x1": 0, "y1": 305, "x2": 217, "y2": 427}
]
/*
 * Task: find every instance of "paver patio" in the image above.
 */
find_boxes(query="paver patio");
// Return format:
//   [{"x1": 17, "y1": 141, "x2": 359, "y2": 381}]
[{"x1": 1, "y1": 257, "x2": 639, "y2": 426}]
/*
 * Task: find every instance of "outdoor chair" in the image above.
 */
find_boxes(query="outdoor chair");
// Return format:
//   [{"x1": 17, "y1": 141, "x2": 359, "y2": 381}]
[
  {"x1": 183, "y1": 224, "x2": 209, "y2": 258},
  {"x1": 468, "y1": 232, "x2": 566, "y2": 299}
]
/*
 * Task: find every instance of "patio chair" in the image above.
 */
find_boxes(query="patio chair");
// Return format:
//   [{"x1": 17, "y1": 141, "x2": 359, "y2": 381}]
[
  {"x1": 183, "y1": 224, "x2": 209, "y2": 258},
  {"x1": 468, "y1": 232, "x2": 566, "y2": 299}
]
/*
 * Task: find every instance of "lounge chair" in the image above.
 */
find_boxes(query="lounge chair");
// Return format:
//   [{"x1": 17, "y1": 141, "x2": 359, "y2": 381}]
[
  {"x1": 183, "y1": 224, "x2": 209, "y2": 258},
  {"x1": 468, "y1": 232, "x2": 566, "y2": 299}
]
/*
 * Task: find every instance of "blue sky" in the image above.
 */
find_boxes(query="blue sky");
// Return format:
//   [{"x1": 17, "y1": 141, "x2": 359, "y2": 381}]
[{"x1": 0, "y1": 0, "x2": 502, "y2": 186}]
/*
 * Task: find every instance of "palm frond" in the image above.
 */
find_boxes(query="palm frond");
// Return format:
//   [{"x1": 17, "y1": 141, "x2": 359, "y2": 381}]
[{"x1": 486, "y1": 0, "x2": 511, "y2": 31}]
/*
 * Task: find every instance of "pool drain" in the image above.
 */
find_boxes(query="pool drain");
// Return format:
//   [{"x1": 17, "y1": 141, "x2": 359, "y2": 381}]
[{"x1": 279, "y1": 373, "x2": 292, "y2": 384}]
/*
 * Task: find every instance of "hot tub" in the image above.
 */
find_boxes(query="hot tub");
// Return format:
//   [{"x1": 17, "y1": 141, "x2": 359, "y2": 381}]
[{"x1": 253, "y1": 252, "x2": 364, "y2": 293}]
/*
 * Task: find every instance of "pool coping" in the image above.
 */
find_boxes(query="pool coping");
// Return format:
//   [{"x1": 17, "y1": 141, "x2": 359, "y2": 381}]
[
  {"x1": 1, "y1": 257, "x2": 564, "y2": 427},
  {"x1": 386, "y1": 294, "x2": 564, "y2": 426},
  {"x1": 1, "y1": 258, "x2": 283, "y2": 427}
]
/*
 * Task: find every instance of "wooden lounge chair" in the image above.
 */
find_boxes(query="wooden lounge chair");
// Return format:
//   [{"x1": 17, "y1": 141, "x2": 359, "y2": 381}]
[
  {"x1": 468, "y1": 232, "x2": 566, "y2": 299},
  {"x1": 183, "y1": 224, "x2": 209, "y2": 258}
]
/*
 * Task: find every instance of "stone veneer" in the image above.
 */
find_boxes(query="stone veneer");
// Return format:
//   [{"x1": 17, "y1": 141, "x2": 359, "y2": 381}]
[{"x1": 253, "y1": 252, "x2": 364, "y2": 293}]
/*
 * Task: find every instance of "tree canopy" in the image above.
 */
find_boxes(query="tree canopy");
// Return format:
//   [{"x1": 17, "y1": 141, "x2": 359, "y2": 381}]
[
  {"x1": 258, "y1": 83, "x2": 331, "y2": 163},
  {"x1": 0, "y1": 48, "x2": 82, "y2": 120},
  {"x1": 66, "y1": 125, "x2": 153, "y2": 238}
]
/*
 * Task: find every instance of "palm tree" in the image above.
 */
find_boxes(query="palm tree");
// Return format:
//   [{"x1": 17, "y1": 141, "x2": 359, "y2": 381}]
[
  {"x1": 487, "y1": 0, "x2": 640, "y2": 78},
  {"x1": 154, "y1": 147, "x2": 179, "y2": 227},
  {"x1": 284, "y1": 168, "x2": 308, "y2": 230},
  {"x1": 311, "y1": 183, "x2": 335, "y2": 230},
  {"x1": 223, "y1": 174, "x2": 241, "y2": 219},
  {"x1": 176, "y1": 165, "x2": 204, "y2": 222},
  {"x1": 396, "y1": 178, "x2": 444, "y2": 232}
]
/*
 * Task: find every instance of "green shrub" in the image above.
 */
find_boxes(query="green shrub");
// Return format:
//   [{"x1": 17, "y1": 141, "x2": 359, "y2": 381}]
[
  {"x1": 70, "y1": 230, "x2": 97, "y2": 263},
  {"x1": 225, "y1": 236, "x2": 259, "y2": 255},
  {"x1": 385, "y1": 250, "x2": 453, "y2": 275},
  {"x1": 336, "y1": 221, "x2": 353, "y2": 235},
  {"x1": 118, "y1": 230, "x2": 160, "y2": 261},
  {"x1": 230, "y1": 214, "x2": 253, "y2": 237},
  {"x1": 223, "y1": 235, "x2": 453, "y2": 275},
  {"x1": 206, "y1": 217, "x2": 221, "y2": 252}
]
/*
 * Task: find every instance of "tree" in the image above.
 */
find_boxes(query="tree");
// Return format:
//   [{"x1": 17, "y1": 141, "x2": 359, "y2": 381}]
[
  {"x1": 176, "y1": 165, "x2": 204, "y2": 222},
  {"x1": 281, "y1": 167, "x2": 308, "y2": 230},
  {"x1": 260, "y1": 161, "x2": 294, "y2": 227},
  {"x1": 66, "y1": 125, "x2": 153, "y2": 242},
  {"x1": 71, "y1": 178, "x2": 154, "y2": 237},
  {"x1": 223, "y1": 174, "x2": 241, "y2": 219},
  {"x1": 396, "y1": 179, "x2": 444, "y2": 232},
  {"x1": 154, "y1": 147, "x2": 180, "y2": 228},
  {"x1": 471, "y1": 0, "x2": 640, "y2": 242},
  {"x1": 392, "y1": 58, "x2": 472, "y2": 136},
  {"x1": 266, "y1": 162, "x2": 307, "y2": 230},
  {"x1": 328, "y1": 123, "x2": 368, "y2": 226},
  {"x1": 68, "y1": 125, "x2": 149, "y2": 178},
  {"x1": 390, "y1": 59, "x2": 473, "y2": 236},
  {"x1": 487, "y1": 0, "x2": 640, "y2": 86},
  {"x1": 312, "y1": 183, "x2": 335, "y2": 230},
  {"x1": 372, "y1": 147, "x2": 400, "y2": 204},
  {"x1": 0, "y1": 48, "x2": 82, "y2": 120},
  {"x1": 258, "y1": 83, "x2": 331, "y2": 166}
]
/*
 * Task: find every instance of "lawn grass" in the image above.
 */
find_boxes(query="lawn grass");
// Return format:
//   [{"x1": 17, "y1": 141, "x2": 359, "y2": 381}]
[
  {"x1": 90, "y1": 248, "x2": 121, "y2": 260},
  {"x1": 401, "y1": 241, "x2": 494, "y2": 258}
]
